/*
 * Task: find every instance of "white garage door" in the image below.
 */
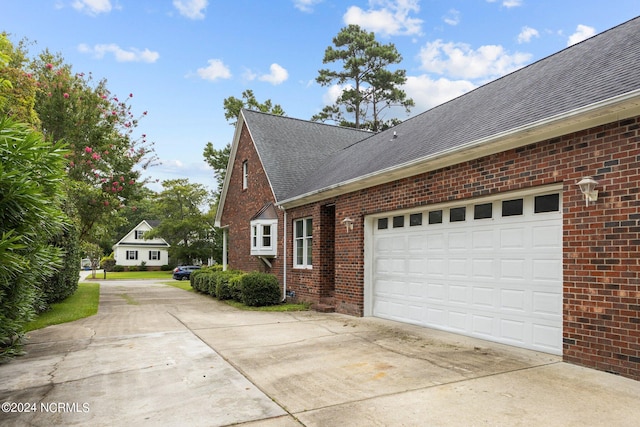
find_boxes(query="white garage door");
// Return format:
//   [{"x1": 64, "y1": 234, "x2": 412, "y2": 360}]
[{"x1": 370, "y1": 190, "x2": 562, "y2": 354}]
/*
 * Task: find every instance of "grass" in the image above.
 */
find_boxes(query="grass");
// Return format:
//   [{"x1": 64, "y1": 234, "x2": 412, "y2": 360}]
[
  {"x1": 224, "y1": 299, "x2": 311, "y2": 312},
  {"x1": 163, "y1": 280, "x2": 194, "y2": 291},
  {"x1": 25, "y1": 282, "x2": 100, "y2": 332},
  {"x1": 88, "y1": 270, "x2": 173, "y2": 280}
]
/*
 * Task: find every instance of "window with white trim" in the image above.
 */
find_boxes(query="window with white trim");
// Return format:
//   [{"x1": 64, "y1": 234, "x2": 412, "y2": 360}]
[
  {"x1": 126, "y1": 250, "x2": 138, "y2": 260},
  {"x1": 135, "y1": 230, "x2": 145, "y2": 239},
  {"x1": 149, "y1": 250, "x2": 160, "y2": 260},
  {"x1": 250, "y1": 219, "x2": 277, "y2": 256},
  {"x1": 294, "y1": 217, "x2": 312, "y2": 268},
  {"x1": 242, "y1": 160, "x2": 248, "y2": 190}
]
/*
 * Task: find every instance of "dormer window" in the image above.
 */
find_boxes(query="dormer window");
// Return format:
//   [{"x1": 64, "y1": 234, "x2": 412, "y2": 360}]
[
  {"x1": 135, "y1": 230, "x2": 145, "y2": 239},
  {"x1": 250, "y1": 203, "x2": 278, "y2": 257}
]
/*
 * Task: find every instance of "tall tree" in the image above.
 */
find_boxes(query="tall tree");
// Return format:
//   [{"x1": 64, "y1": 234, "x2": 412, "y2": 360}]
[
  {"x1": 30, "y1": 50, "x2": 157, "y2": 241},
  {"x1": 313, "y1": 25, "x2": 414, "y2": 131},
  {"x1": 145, "y1": 179, "x2": 215, "y2": 265},
  {"x1": 203, "y1": 90, "x2": 285, "y2": 194}
]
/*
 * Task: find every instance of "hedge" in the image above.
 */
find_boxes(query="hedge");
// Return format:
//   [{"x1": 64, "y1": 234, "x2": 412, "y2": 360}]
[{"x1": 240, "y1": 272, "x2": 281, "y2": 307}]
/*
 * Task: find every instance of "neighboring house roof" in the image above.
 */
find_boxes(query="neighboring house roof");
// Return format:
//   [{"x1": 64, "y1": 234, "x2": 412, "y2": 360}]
[
  {"x1": 112, "y1": 220, "x2": 170, "y2": 249},
  {"x1": 279, "y1": 16, "x2": 640, "y2": 206}
]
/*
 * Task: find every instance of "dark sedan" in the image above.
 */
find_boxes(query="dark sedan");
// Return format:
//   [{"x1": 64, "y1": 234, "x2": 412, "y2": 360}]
[{"x1": 172, "y1": 265, "x2": 201, "y2": 280}]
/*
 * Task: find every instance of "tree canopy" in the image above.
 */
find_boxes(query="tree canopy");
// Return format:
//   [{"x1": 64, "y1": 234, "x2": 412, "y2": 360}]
[{"x1": 313, "y1": 24, "x2": 414, "y2": 131}]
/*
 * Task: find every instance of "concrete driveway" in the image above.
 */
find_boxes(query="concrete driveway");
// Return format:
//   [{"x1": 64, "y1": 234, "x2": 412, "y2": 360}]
[{"x1": 1, "y1": 279, "x2": 639, "y2": 426}]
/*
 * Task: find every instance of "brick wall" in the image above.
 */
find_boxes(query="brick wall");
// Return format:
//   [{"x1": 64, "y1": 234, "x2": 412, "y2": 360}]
[
  {"x1": 219, "y1": 123, "x2": 283, "y2": 278},
  {"x1": 285, "y1": 116, "x2": 640, "y2": 380}
]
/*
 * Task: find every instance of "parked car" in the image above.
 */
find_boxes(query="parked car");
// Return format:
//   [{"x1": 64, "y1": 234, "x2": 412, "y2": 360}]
[{"x1": 172, "y1": 265, "x2": 201, "y2": 280}]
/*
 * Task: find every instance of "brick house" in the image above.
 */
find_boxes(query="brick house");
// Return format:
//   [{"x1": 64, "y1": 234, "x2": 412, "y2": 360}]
[{"x1": 216, "y1": 17, "x2": 640, "y2": 380}]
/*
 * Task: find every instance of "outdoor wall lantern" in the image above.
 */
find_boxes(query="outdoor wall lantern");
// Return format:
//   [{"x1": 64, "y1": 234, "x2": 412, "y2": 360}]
[
  {"x1": 342, "y1": 217, "x2": 354, "y2": 233},
  {"x1": 577, "y1": 176, "x2": 598, "y2": 206}
]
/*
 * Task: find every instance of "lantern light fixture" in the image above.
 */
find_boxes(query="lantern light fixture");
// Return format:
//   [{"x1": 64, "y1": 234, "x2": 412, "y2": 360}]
[{"x1": 577, "y1": 176, "x2": 598, "y2": 206}]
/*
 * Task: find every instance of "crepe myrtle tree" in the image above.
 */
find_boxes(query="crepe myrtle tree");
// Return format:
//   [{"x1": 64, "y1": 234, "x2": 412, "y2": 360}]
[{"x1": 30, "y1": 51, "x2": 158, "y2": 241}]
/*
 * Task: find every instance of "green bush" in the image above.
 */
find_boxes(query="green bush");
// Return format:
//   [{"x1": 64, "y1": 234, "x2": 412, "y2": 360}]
[
  {"x1": 228, "y1": 274, "x2": 244, "y2": 301},
  {"x1": 160, "y1": 264, "x2": 172, "y2": 271},
  {"x1": 39, "y1": 219, "x2": 81, "y2": 310},
  {"x1": 113, "y1": 265, "x2": 125, "y2": 272},
  {"x1": 0, "y1": 118, "x2": 68, "y2": 361},
  {"x1": 128, "y1": 265, "x2": 138, "y2": 272},
  {"x1": 138, "y1": 261, "x2": 147, "y2": 271},
  {"x1": 240, "y1": 272, "x2": 281, "y2": 307},
  {"x1": 190, "y1": 269, "x2": 212, "y2": 294},
  {"x1": 100, "y1": 253, "x2": 116, "y2": 272},
  {"x1": 215, "y1": 271, "x2": 244, "y2": 300}
]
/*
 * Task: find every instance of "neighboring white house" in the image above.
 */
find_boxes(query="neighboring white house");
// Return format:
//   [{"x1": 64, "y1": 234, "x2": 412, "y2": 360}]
[{"x1": 112, "y1": 220, "x2": 170, "y2": 269}]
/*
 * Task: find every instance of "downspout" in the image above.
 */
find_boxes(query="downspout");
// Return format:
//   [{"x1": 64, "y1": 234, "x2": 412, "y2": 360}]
[
  {"x1": 222, "y1": 227, "x2": 228, "y2": 271},
  {"x1": 280, "y1": 206, "x2": 287, "y2": 302}
]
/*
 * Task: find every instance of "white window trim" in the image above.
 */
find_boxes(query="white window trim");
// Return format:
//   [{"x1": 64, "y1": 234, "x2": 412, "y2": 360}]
[
  {"x1": 250, "y1": 219, "x2": 277, "y2": 256},
  {"x1": 135, "y1": 230, "x2": 145, "y2": 239},
  {"x1": 149, "y1": 250, "x2": 160, "y2": 260},
  {"x1": 242, "y1": 160, "x2": 248, "y2": 190},
  {"x1": 294, "y1": 217, "x2": 312, "y2": 269},
  {"x1": 126, "y1": 250, "x2": 138, "y2": 260}
]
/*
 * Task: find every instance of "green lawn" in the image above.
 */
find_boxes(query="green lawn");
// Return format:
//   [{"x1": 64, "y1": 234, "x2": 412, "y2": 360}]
[
  {"x1": 87, "y1": 270, "x2": 174, "y2": 280},
  {"x1": 163, "y1": 280, "x2": 194, "y2": 291},
  {"x1": 25, "y1": 282, "x2": 100, "y2": 331}
]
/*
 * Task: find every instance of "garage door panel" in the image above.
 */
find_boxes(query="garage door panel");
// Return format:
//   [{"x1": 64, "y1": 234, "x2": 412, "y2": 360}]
[{"x1": 371, "y1": 190, "x2": 563, "y2": 354}]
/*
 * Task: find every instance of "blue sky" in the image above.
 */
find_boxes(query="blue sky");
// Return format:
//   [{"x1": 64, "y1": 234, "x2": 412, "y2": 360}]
[{"x1": 2, "y1": 1, "x2": 638, "y2": 192}]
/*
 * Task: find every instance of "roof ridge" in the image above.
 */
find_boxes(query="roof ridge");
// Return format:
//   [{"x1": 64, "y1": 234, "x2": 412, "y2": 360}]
[{"x1": 242, "y1": 108, "x2": 372, "y2": 135}]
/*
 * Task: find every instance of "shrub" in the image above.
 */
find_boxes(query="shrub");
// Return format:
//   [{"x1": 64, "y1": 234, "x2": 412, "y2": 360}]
[
  {"x1": 240, "y1": 272, "x2": 281, "y2": 307},
  {"x1": 138, "y1": 261, "x2": 147, "y2": 271},
  {"x1": 228, "y1": 274, "x2": 244, "y2": 301},
  {"x1": 0, "y1": 118, "x2": 68, "y2": 361},
  {"x1": 190, "y1": 269, "x2": 212, "y2": 294},
  {"x1": 215, "y1": 271, "x2": 243, "y2": 300},
  {"x1": 39, "y1": 219, "x2": 81, "y2": 310},
  {"x1": 113, "y1": 265, "x2": 125, "y2": 272},
  {"x1": 100, "y1": 253, "x2": 116, "y2": 272},
  {"x1": 160, "y1": 264, "x2": 172, "y2": 271},
  {"x1": 128, "y1": 265, "x2": 138, "y2": 272}
]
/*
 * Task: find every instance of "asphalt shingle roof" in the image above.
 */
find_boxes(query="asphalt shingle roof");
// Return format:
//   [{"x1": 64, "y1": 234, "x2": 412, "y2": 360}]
[
  {"x1": 242, "y1": 109, "x2": 371, "y2": 201},
  {"x1": 284, "y1": 16, "x2": 640, "y2": 200}
]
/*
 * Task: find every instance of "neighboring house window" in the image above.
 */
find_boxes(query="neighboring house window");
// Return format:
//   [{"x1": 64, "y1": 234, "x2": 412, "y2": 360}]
[
  {"x1": 294, "y1": 218, "x2": 312, "y2": 268},
  {"x1": 135, "y1": 230, "x2": 145, "y2": 239},
  {"x1": 242, "y1": 160, "x2": 248, "y2": 190},
  {"x1": 149, "y1": 250, "x2": 160, "y2": 260},
  {"x1": 126, "y1": 250, "x2": 138, "y2": 260},
  {"x1": 250, "y1": 219, "x2": 277, "y2": 256}
]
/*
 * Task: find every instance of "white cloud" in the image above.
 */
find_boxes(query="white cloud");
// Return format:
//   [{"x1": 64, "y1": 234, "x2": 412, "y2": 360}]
[
  {"x1": 404, "y1": 75, "x2": 476, "y2": 112},
  {"x1": 322, "y1": 83, "x2": 350, "y2": 105},
  {"x1": 486, "y1": 0, "x2": 522, "y2": 7},
  {"x1": 173, "y1": 0, "x2": 208, "y2": 20},
  {"x1": 502, "y1": 0, "x2": 522, "y2": 7},
  {"x1": 293, "y1": 0, "x2": 323, "y2": 12},
  {"x1": 567, "y1": 24, "x2": 596, "y2": 46},
  {"x1": 258, "y1": 63, "x2": 289, "y2": 85},
  {"x1": 517, "y1": 26, "x2": 539, "y2": 44},
  {"x1": 196, "y1": 59, "x2": 232, "y2": 81},
  {"x1": 78, "y1": 43, "x2": 160, "y2": 63},
  {"x1": 72, "y1": 0, "x2": 112, "y2": 15},
  {"x1": 443, "y1": 9, "x2": 460, "y2": 26},
  {"x1": 418, "y1": 39, "x2": 531, "y2": 80},
  {"x1": 343, "y1": 0, "x2": 423, "y2": 37}
]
